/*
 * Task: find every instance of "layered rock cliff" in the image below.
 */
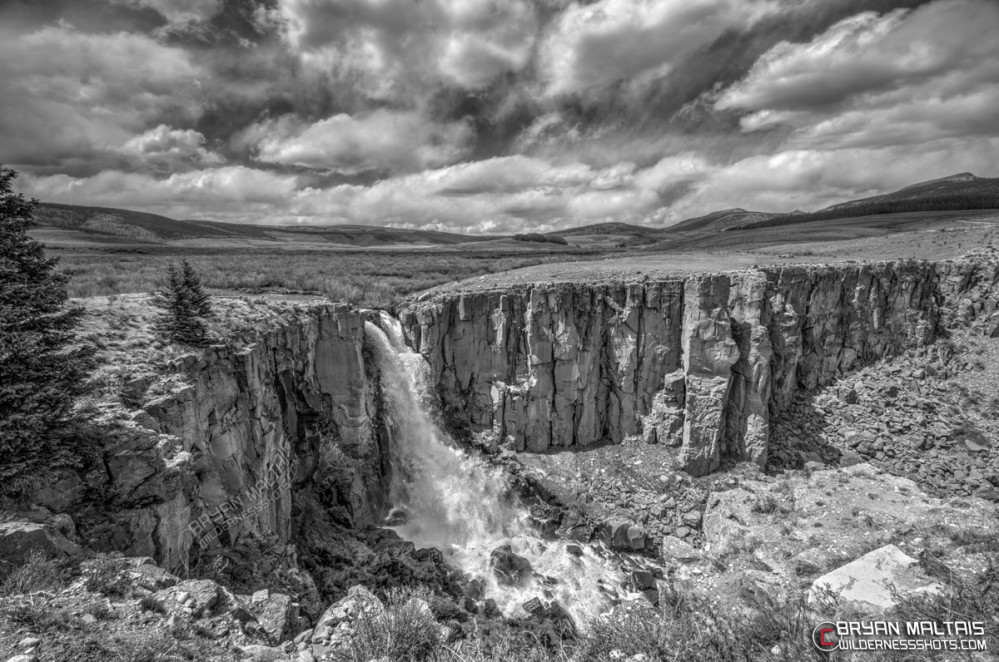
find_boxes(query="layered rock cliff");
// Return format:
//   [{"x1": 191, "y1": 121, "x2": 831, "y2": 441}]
[
  {"x1": 38, "y1": 257, "x2": 998, "y2": 575},
  {"x1": 400, "y1": 258, "x2": 999, "y2": 476},
  {"x1": 70, "y1": 304, "x2": 390, "y2": 574}
]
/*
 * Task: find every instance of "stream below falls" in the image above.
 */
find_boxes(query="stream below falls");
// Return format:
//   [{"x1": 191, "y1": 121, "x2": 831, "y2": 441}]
[{"x1": 365, "y1": 313, "x2": 661, "y2": 628}]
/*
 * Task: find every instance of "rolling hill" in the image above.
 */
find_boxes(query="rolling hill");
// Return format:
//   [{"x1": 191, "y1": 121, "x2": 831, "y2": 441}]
[
  {"x1": 31, "y1": 202, "x2": 495, "y2": 248},
  {"x1": 548, "y1": 222, "x2": 661, "y2": 238},
  {"x1": 666, "y1": 208, "x2": 779, "y2": 233},
  {"x1": 734, "y1": 173, "x2": 999, "y2": 231},
  {"x1": 28, "y1": 171, "x2": 999, "y2": 251}
]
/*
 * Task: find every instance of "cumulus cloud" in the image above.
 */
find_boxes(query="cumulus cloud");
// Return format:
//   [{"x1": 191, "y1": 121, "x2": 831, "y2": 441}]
[
  {"x1": 658, "y1": 137, "x2": 999, "y2": 222},
  {"x1": 717, "y1": 0, "x2": 999, "y2": 148},
  {"x1": 0, "y1": 23, "x2": 203, "y2": 172},
  {"x1": 121, "y1": 125, "x2": 223, "y2": 171},
  {"x1": 243, "y1": 109, "x2": 474, "y2": 174},
  {"x1": 277, "y1": 0, "x2": 537, "y2": 100},
  {"x1": 4, "y1": 0, "x2": 999, "y2": 232},
  {"x1": 539, "y1": 0, "x2": 780, "y2": 96},
  {"x1": 437, "y1": 0, "x2": 538, "y2": 88},
  {"x1": 21, "y1": 166, "x2": 299, "y2": 220},
  {"x1": 290, "y1": 156, "x2": 668, "y2": 232}
]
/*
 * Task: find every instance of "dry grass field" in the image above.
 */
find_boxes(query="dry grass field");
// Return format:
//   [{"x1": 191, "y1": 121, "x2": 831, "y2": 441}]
[
  {"x1": 53, "y1": 248, "x2": 598, "y2": 308},
  {"x1": 44, "y1": 209, "x2": 999, "y2": 307}
]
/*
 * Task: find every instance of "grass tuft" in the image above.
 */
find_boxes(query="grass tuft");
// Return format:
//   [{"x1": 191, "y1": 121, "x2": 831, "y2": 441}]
[{"x1": 0, "y1": 551, "x2": 66, "y2": 596}]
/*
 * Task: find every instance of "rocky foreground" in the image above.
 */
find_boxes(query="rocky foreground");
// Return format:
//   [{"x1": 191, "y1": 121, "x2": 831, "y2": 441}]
[{"x1": 3, "y1": 453, "x2": 997, "y2": 661}]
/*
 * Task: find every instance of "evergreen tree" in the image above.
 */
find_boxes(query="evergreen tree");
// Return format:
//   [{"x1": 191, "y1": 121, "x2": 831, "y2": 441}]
[
  {"x1": 0, "y1": 165, "x2": 94, "y2": 484},
  {"x1": 154, "y1": 260, "x2": 210, "y2": 346},
  {"x1": 181, "y1": 259, "x2": 212, "y2": 318}
]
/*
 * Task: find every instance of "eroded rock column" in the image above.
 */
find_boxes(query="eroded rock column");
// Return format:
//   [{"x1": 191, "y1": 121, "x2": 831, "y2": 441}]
[{"x1": 679, "y1": 275, "x2": 739, "y2": 476}]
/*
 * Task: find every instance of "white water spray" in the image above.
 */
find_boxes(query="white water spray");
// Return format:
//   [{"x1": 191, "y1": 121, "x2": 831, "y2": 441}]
[{"x1": 366, "y1": 314, "x2": 638, "y2": 625}]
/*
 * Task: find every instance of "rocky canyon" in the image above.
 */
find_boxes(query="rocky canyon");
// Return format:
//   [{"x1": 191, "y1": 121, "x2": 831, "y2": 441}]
[{"x1": 3, "y1": 253, "x2": 999, "y2": 662}]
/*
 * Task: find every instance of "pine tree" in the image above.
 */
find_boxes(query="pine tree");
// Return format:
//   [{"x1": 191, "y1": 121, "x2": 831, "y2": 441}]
[
  {"x1": 181, "y1": 259, "x2": 212, "y2": 318},
  {"x1": 154, "y1": 261, "x2": 210, "y2": 346},
  {"x1": 0, "y1": 165, "x2": 94, "y2": 484}
]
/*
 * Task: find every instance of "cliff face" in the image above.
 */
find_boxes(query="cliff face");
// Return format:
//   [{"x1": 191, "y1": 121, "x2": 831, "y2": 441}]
[
  {"x1": 61, "y1": 257, "x2": 999, "y2": 573},
  {"x1": 77, "y1": 305, "x2": 389, "y2": 574},
  {"x1": 400, "y1": 259, "x2": 998, "y2": 476}
]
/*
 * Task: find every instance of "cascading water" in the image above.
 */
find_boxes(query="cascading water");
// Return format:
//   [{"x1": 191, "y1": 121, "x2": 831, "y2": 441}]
[{"x1": 365, "y1": 313, "x2": 642, "y2": 627}]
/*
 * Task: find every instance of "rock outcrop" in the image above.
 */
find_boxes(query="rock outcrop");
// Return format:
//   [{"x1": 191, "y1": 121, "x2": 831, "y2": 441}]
[
  {"x1": 401, "y1": 259, "x2": 999, "y2": 475},
  {"x1": 73, "y1": 304, "x2": 390, "y2": 574},
  {"x1": 809, "y1": 544, "x2": 940, "y2": 611}
]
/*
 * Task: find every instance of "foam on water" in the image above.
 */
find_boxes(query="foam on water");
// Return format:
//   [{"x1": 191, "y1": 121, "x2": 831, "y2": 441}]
[{"x1": 366, "y1": 314, "x2": 636, "y2": 626}]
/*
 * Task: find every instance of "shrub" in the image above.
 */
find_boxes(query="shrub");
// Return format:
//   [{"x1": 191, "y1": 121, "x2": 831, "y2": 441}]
[
  {"x1": 579, "y1": 580, "x2": 822, "y2": 662},
  {"x1": 83, "y1": 553, "x2": 131, "y2": 597},
  {"x1": 890, "y1": 552, "x2": 999, "y2": 652},
  {"x1": 0, "y1": 551, "x2": 66, "y2": 596},
  {"x1": 339, "y1": 586, "x2": 444, "y2": 662},
  {"x1": 512, "y1": 233, "x2": 568, "y2": 245},
  {"x1": 0, "y1": 165, "x2": 95, "y2": 491},
  {"x1": 2, "y1": 601, "x2": 73, "y2": 632},
  {"x1": 445, "y1": 624, "x2": 569, "y2": 662}
]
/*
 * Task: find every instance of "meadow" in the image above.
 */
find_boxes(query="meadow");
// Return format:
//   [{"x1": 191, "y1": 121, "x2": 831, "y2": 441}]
[{"x1": 54, "y1": 248, "x2": 597, "y2": 308}]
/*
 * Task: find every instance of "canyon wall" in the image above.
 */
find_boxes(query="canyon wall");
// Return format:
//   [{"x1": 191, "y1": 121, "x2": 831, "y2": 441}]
[
  {"x1": 57, "y1": 257, "x2": 999, "y2": 573},
  {"x1": 74, "y1": 305, "x2": 389, "y2": 573},
  {"x1": 400, "y1": 259, "x2": 999, "y2": 476}
]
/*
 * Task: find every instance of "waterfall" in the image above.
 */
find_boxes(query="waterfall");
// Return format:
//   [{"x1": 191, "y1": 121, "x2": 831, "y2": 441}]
[
  {"x1": 368, "y1": 314, "x2": 527, "y2": 551},
  {"x1": 365, "y1": 313, "x2": 636, "y2": 625}
]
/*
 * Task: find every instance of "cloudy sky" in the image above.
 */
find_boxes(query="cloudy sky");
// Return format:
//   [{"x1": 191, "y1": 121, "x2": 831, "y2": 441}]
[{"x1": 2, "y1": 0, "x2": 998, "y2": 232}]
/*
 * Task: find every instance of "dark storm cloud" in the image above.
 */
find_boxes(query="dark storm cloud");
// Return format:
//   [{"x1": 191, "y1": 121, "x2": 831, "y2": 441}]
[
  {"x1": 2, "y1": 0, "x2": 997, "y2": 231},
  {"x1": 0, "y1": 0, "x2": 169, "y2": 33}
]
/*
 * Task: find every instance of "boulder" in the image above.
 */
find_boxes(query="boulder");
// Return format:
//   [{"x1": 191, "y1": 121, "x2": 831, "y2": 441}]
[
  {"x1": 31, "y1": 475, "x2": 84, "y2": 513},
  {"x1": 0, "y1": 521, "x2": 81, "y2": 565},
  {"x1": 630, "y1": 569, "x2": 657, "y2": 591},
  {"x1": 810, "y1": 545, "x2": 940, "y2": 611},
  {"x1": 661, "y1": 536, "x2": 700, "y2": 563},
  {"x1": 413, "y1": 547, "x2": 444, "y2": 565},
  {"x1": 482, "y1": 598, "x2": 500, "y2": 618},
  {"x1": 312, "y1": 586, "x2": 383, "y2": 644},
  {"x1": 838, "y1": 450, "x2": 865, "y2": 468},
  {"x1": 681, "y1": 510, "x2": 702, "y2": 527},
  {"x1": 155, "y1": 578, "x2": 223, "y2": 618},
  {"x1": 121, "y1": 375, "x2": 153, "y2": 405},
  {"x1": 253, "y1": 592, "x2": 297, "y2": 643},
  {"x1": 600, "y1": 518, "x2": 647, "y2": 551},
  {"x1": 128, "y1": 563, "x2": 179, "y2": 591},
  {"x1": 237, "y1": 644, "x2": 288, "y2": 661},
  {"x1": 384, "y1": 507, "x2": 408, "y2": 526},
  {"x1": 489, "y1": 544, "x2": 533, "y2": 586}
]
